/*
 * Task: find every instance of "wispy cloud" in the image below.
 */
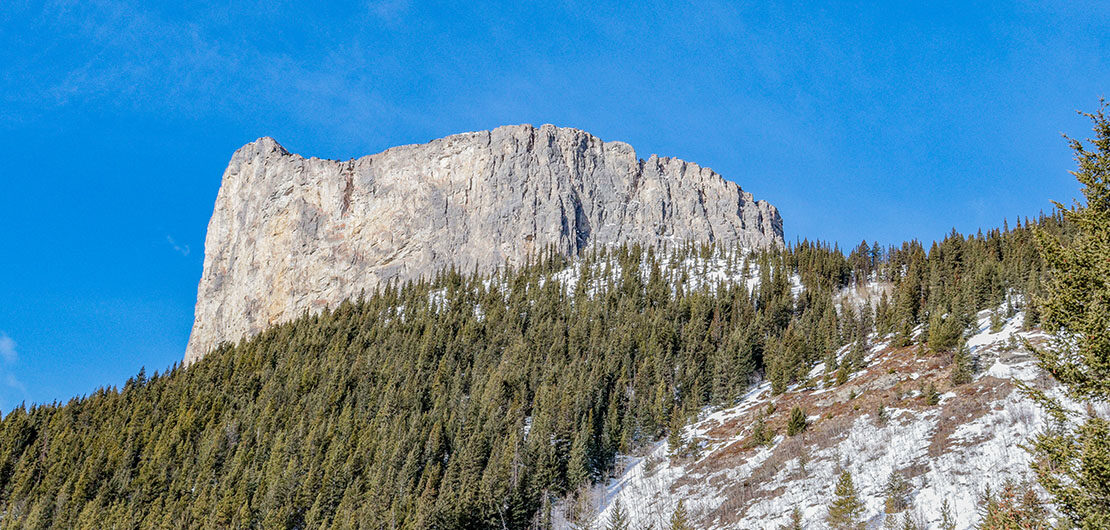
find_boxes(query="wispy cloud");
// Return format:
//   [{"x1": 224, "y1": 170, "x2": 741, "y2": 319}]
[
  {"x1": 1, "y1": 1, "x2": 411, "y2": 145},
  {"x1": 166, "y1": 235, "x2": 190, "y2": 257},
  {"x1": 0, "y1": 332, "x2": 16, "y2": 363},
  {"x1": 4, "y1": 375, "x2": 25, "y2": 396},
  {"x1": 0, "y1": 332, "x2": 26, "y2": 412},
  {"x1": 368, "y1": 0, "x2": 411, "y2": 24}
]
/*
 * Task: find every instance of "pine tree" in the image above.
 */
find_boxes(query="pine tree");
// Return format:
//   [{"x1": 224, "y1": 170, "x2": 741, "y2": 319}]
[
  {"x1": 883, "y1": 471, "x2": 910, "y2": 513},
  {"x1": 923, "y1": 382, "x2": 940, "y2": 406},
  {"x1": 779, "y1": 506, "x2": 803, "y2": 530},
  {"x1": 827, "y1": 469, "x2": 864, "y2": 530},
  {"x1": 927, "y1": 311, "x2": 960, "y2": 353},
  {"x1": 875, "y1": 403, "x2": 889, "y2": 427},
  {"x1": 786, "y1": 406, "x2": 808, "y2": 437},
  {"x1": 950, "y1": 340, "x2": 974, "y2": 386},
  {"x1": 939, "y1": 499, "x2": 956, "y2": 530},
  {"x1": 1023, "y1": 102, "x2": 1110, "y2": 528},
  {"x1": 669, "y1": 499, "x2": 693, "y2": 530},
  {"x1": 606, "y1": 498, "x2": 629, "y2": 530},
  {"x1": 749, "y1": 416, "x2": 772, "y2": 447},
  {"x1": 667, "y1": 415, "x2": 686, "y2": 457},
  {"x1": 567, "y1": 425, "x2": 592, "y2": 490},
  {"x1": 899, "y1": 512, "x2": 922, "y2": 530},
  {"x1": 977, "y1": 481, "x2": 1051, "y2": 529}
]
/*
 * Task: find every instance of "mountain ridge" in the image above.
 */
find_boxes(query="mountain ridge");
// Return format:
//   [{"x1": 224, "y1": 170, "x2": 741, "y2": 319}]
[{"x1": 185, "y1": 124, "x2": 783, "y2": 363}]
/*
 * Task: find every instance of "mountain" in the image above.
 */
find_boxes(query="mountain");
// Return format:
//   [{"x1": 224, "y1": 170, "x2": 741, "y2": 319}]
[{"x1": 185, "y1": 125, "x2": 783, "y2": 364}]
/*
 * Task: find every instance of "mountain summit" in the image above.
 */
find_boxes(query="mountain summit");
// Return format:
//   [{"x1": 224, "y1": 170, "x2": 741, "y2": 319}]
[{"x1": 185, "y1": 124, "x2": 783, "y2": 363}]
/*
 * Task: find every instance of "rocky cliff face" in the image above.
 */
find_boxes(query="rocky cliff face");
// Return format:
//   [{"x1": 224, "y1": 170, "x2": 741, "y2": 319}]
[{"x1": 185, "y1": 124, "x2": 783, "y2": 364}]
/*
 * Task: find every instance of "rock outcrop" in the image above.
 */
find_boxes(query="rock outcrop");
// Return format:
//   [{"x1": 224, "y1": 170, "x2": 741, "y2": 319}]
[{"x1": 185, "y1": 124, "x2": 783, "y2": 363}]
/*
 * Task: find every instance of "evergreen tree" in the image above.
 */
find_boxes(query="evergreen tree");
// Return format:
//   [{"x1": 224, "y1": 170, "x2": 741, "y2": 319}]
[
  {"x1": 923, "y1": 382, "x2": 940, "y2": 406},
  {"x1": 927, "y1": 311, "x2": 961, "y2": 353},
  {"x1": 899, "y1": 512, "x2": 922, "y2": 530},
  {"x1": 977, "y1": 481, "x2": 1051, "y2": 530},
  {"x1": 827, "y1": 469, "x2": 864, "y2": 530},
  {"x1": 667, "y1": 416, "x2": 686, "y2": 457},
  {"x1": 875, "y1": 403, "x2": 890, "y2": 427},
  {"x1": 606, "y1": 498, "x2": 629, "y2": 530},
  {"x1": 787, "y1": 406, "x2": 808, "y2": 437},
  {"x1": 1023, "y1": 102, "x2": 1110, "y2": 528},
  {"x1": 939, "y1": 499, "x2": 956, "y2": 530},
  {"x1": 749, "y1": 416, "x2": 772, "y2": 447},
  {"x1": 779, "y1": 506, "x2": 803, "y2": 530},
  {"x1": 883, "y1": 471, "x2": 911, "y2": 513},
  {"x1": 568, "y1": 426, "x2": 592, "y2": 490},
  {"x1": 669, "y1": 499, "x2": 693, "y2": 530},
  {"x1": 989, "y1": 309, "x2": 1005, "y2": 333},
  {"x1": 950, "y1": 340, "x2": 974, "y2": 386}
]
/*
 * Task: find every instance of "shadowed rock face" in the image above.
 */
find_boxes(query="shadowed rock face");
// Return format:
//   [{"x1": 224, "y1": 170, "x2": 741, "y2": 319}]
[{"x1": 184, "y1": 124, "x2": 783, "y2": 363}]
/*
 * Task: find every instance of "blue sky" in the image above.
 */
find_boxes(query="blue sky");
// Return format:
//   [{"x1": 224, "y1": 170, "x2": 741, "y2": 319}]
[{"x1": 0, "y1": 1, "x2": 1107, "y2": 410}]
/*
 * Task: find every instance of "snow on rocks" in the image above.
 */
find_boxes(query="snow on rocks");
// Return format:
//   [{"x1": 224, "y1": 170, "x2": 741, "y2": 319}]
[{"x1": 580, "y1": 308, "x2": 1056, "y2": 530}]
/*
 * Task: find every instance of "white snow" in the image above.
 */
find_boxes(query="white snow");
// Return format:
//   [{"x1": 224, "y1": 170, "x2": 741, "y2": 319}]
[{"x1": 581, "y1": 306, "x2": 1060, "y2": 530}]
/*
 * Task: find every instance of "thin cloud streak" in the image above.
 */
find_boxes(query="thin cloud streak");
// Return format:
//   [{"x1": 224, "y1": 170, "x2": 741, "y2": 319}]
[
  {"x1": 1, "y1": 1, "x2": 414, "y2": 144},
  {"x1": 166, "y1": 235, "x2": 190, "y2": 257},
  {"x1": 0, "y1": 332, "x2": 16, "y2": 363},
  {"x1": 0, "y1": 332, "x2": 27, "y2": 412}
]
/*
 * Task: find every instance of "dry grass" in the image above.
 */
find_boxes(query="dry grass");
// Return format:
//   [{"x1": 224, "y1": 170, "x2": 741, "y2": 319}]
[
  {"x1": 663, "y1": 334, "x2": 1043, "y2": 527},
  {"x1": 928, "y1": 376, "x2": 1013, "y2": 457}
]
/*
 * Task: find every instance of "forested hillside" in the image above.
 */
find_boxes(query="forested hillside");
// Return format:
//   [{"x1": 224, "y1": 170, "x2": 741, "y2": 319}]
[{"x1": 0, "y1": 216, "x2": 1065, "y2": 529}]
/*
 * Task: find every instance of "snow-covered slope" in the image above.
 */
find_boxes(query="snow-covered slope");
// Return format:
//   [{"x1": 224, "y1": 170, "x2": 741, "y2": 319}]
[{"x1": 581, "y1": 309, "x2": 1060, "y2": 529}]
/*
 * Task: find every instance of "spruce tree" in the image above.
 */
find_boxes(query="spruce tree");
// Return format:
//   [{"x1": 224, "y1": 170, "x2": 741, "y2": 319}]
[
  {"x1": 787, "y1": 406, "x2": 808, "y2": 437},
  {"x1": 950, "y1": 340, "x2": 974, "y2": 386},
  {"x1": 827, "y1": 469, "x2": 864, "y2": 530},
  {"x1": 567, "y1": 425, "x2": 592, "y2": 490},
  {"x1": 899, "y1": 512, "x2": 922, "y2": 530},
  {"x1": 922, "y1": 382, "x2": 940, "y2": 406},
  {"x1": 606, "y1": 498, "x2": 629, "y2": 530},
  {"x1": 883, "y1": 471, "x2": 910, "y2": 513},
  {"x1": 779, "y1": 506, "x2": 803, "y2": 530},
  {"x1": 750, "y1": 416, "x2": 772, "y2": 448},
  {"x1": 939, "y1": 499, "x2": 956, "y2": 530},
  {"x1": 977, "y1": 481, "x2": 1051, "y2": 529},
  {"x1": 1023, "y1": 102, "x2": 1110, "y2": 527},
  {"x1": 669, "y1": 499, "x2": 693, "y2": 530}
]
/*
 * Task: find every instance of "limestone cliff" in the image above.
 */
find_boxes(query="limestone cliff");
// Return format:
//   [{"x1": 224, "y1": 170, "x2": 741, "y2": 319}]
[{"x1": 185, "y1": 124, "x2": 783, "y2": 363}]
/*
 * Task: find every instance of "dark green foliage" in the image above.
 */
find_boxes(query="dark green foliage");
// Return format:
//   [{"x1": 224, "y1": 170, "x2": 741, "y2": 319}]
[
  {"x1": 606, "y1": 498, "x2": 629, "y2": 530},
  {"x1": 898, "y1": 512, "x2": 923, "y2": 530},
  {"x1": 786, "y1": 406, "x2": 808, "y2": 437},
  {"x1": 927, "y1": 311, "x2": 963, "y2": 354},
  {"x1": 749, "y1": 415, "x2": 773, "y2": 448},
  {"x1": 1023, "y1": 102, "x2": 1110, "y2": 529},
  {"x1": 989, "y1": 310, "x2": 1005, "y2": 333},
  {"x1": 827, "y1": 469, "x2": 864, "y2": 530},
  {"x1": 875, "y1": 403, "x2": 889, "y2": 427},
  {"x1": 950, "y1": 341, "x2": 974, "y2": 386},
  {"x1": 0, "y1": 243, "x2": 835, "y2": 529},
  {"x1": 1034, "y1": 105, "x2": 1110, "y2": 398}
]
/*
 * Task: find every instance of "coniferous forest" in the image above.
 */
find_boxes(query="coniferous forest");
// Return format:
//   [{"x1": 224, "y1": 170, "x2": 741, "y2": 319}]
[{"x1": 0, "y1": 213, "x2": 1066, "y2": 528}]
